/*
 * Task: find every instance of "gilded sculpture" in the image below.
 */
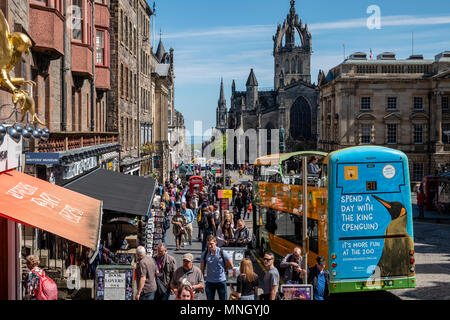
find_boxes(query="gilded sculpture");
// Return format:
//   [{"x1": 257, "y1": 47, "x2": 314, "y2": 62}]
[{"x1": 0, "y1": 9, "x2": 44, "y2": 126}]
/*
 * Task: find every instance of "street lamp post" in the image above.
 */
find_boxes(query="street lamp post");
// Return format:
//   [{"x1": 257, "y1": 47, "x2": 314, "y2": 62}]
[{"x1": 302, "y1": 156, "x2": 309, "y2": 284}]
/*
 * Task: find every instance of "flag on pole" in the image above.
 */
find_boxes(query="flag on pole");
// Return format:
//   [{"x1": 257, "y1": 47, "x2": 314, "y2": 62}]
[{"x1": 370, "y1": 49, "x2": 373, "y2": 59}]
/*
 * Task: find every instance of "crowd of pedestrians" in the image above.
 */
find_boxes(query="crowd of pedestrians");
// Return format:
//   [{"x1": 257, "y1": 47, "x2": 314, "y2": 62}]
[{"x1": 134, "y1": 169, "x2": 330, "y2": 301}]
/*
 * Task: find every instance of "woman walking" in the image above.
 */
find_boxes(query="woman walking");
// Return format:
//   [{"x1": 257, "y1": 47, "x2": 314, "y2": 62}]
[
  {"x1": 172, "y1": 208, "x2": 187, "y2": 250},
  {"x1": 230, "y1": 258, "x2": 258, "y2": 300}
]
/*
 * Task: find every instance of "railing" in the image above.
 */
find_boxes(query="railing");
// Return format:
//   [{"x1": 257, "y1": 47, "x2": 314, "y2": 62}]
[{"x1": 36, "y1": 132, "x2": 119, "y2": 152}]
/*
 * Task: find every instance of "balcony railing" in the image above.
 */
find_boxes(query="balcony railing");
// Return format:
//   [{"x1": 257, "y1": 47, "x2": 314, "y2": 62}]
[{"x1": 36, "y1": 132, "x2": 119, "y2": 152}]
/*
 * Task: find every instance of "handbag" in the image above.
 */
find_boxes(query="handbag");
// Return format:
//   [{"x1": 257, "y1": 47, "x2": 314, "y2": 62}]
[
  {"x1": 156, "y1": 276, "x2": 168, "y2": 297},
  {"x1": 229, "y1": 293, "x2": 238, "y2": 300}
]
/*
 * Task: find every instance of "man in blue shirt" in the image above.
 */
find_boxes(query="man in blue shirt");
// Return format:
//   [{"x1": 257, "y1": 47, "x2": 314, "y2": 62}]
[
  {"x1": 200, "y1": 235, "x2": 233, "y2": 300},
  {"x1": 308, "y1": 256, "x2": 330, "y2": 300},
  {"x1": 181, "y1": 202, "x2": 194, "y2": 246}
]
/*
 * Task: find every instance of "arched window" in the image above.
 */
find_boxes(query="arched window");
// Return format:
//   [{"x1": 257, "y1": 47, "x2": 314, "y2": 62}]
[
  {"x1": 298, "y1": 60, "x2": 302, "y2": 74},
  {"x1": 291, "y1": 59, "x2": 296, "y2": 74},
  {"x1": 290, "y1": 96, "x2": 312, "y2": 140},
  {"x1": 285, "y1": 60, "x2": 290, "y2": 74}
]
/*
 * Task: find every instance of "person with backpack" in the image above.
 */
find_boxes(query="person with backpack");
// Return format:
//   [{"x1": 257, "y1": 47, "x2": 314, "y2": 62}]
[
  {"x1": 201, "y1": 206, "x2": 217, "y2": 253},
  {"x1": 200, "y1": 235, "x2": 233, "y2": 300},
  {"x1": 24, "y1": 255, "x2": 57, "y2": 300},
  {"x1": 181, "y1": 202, "x2": 194, "y2": 246}
]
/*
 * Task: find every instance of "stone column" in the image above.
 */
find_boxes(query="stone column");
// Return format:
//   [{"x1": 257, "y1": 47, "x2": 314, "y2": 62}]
[{"x1": 435, "y1": 91, "x2": 443, "y2": 150}]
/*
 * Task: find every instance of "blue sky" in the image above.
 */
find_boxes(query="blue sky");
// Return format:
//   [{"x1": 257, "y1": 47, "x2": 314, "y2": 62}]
[{"x1": 150, "y1": 0, "x2": 450, "y2": 141}]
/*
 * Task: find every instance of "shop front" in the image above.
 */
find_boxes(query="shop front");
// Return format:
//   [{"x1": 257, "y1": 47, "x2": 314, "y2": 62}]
[
  {"x1": 0, "y1": 169, "x2": 103, "y2": 300},
  {"x1": 24, "y1": 143, "x2": 121, "y2": 186},
  {"x1": 0, "y1": 135, "x2": 22, "y2": 300},
  {"x1": 64, "y1": 168, "x2": 157, "y2": 284}
]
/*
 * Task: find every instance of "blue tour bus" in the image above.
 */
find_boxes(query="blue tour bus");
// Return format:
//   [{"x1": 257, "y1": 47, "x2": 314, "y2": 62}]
[{"x1": 327, "y1": 146, "x2": 416, "y2": 292}]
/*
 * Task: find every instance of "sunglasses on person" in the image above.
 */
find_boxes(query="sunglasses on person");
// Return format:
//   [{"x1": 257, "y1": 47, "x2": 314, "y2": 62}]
[{"x1": 263, "y1": 257, "x2": 273, "y2": 261}]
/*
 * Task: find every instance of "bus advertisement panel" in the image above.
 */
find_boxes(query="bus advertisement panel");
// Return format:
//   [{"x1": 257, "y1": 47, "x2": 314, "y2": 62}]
[{"x1": 328, "y1": 147, "x2": 415, "y2": 292}]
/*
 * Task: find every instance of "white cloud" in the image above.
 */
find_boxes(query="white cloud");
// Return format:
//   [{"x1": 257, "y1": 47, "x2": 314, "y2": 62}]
[{"x1": 165, "y1": 14, "x2": 450, "y2": 40}]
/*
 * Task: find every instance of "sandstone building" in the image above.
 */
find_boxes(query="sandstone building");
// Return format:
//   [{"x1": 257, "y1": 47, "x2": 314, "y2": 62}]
[{"x1": 318, "y1": 51, "x2": 450, "y2": 183}]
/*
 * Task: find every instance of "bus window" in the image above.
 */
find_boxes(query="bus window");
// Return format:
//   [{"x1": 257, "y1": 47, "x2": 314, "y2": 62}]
[
  {"x1": 265, "y1": 208, "x2": 277, "y2": 234},
  {"x1": 308, "y1": 219, "x2": 319, "y2": 253},
  {"x1": 318, "y1": 164, "x2": 328, "y2": 188},
  {"x1": 292, "y1": 214, "x2": 302, "y2": 245}
]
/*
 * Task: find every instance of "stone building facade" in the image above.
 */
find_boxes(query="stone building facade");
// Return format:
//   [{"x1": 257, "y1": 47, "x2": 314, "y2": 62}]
[
  {"x1": 318, "y1": 51, "x2": 450, "y2": 183},
  {"x1": 1, "y1": 0, "x2": 118, "y2": 182},
  {"x1": 224, "y1": 0, "x2": 319, "y2": 164},
  {"x1": 151, "y1": 38, "x2": 174, "y2": 184},
  {"x1": 0, "y1": 0, "x2": 118, "y2": 300}
]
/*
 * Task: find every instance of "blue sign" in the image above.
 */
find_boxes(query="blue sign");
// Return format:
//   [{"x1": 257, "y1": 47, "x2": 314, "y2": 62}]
[{"x1": 25, "y1": 152, "x2": 60, "y2": 165}]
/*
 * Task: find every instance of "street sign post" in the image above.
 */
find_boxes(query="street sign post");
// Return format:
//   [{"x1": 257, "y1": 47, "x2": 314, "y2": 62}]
[{"x1": 218, "y1": 189, "x2": 233, "y2": 199}]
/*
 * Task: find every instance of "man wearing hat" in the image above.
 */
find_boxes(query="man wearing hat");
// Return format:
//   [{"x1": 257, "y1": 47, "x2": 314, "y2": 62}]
[
  {"x1": 308, "y1": 256, "x2": 330, "y2": 300},
  {"x1": 171, "y1": 253, "x2": 204, "y2": 298}
]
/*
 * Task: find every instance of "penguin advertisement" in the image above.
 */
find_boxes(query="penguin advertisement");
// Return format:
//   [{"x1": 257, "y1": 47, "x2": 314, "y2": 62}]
[{"x1": 329, "y1": 146, "x2": 415, "y2": 285}]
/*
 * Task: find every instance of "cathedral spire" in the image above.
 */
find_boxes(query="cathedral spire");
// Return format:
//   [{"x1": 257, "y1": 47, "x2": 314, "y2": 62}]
[
  {"x1": 219, "y1": 78, "x2": 226, "y2": 105},
  {"x1": 246, "y1": 69, "x2": 258, "y2": 87}
]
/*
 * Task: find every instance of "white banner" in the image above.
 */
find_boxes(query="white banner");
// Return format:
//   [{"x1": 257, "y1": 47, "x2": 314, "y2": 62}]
[{"x1": 0, "y1": 135, "x2": 22, "y2": 172}]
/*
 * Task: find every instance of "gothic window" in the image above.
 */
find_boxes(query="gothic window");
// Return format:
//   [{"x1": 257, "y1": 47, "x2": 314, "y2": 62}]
[
  {"x1": 290, "y1": 97, "x2": 312, "y2": 140},
  {"x1": 285, "y1": 60, "x2": 290, "y2": 74},
  {"x1": 291, "y1": 59, "x2": 296, "y2": 74},
  {"x1": 298, "y1": 60, "x2": 302, "y2": 74}
]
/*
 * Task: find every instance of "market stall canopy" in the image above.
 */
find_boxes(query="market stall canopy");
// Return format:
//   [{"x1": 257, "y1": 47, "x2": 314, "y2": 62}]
[
  {"x1": 0, "y1": 170, "x2": 102, "y2": 250},
  {"x1": 64, "y1": 169, "x2": 157, "y2": 216}
]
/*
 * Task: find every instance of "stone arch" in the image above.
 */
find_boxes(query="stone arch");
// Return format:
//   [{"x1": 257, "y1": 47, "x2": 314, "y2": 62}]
[{"x1": 290, "y1": 96, "x2": 312, "y2": 140}]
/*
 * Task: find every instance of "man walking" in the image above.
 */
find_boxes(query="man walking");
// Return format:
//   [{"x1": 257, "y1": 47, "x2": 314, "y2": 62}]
[
  {"x1": 261, "y1": 251, "x2": 279, "y2": 300},
  {"x1": 171, "y1": 253, "x2": 204, "y2": 298},
  {"x1": 154, "y1": 244, "x2": 176, "y2": 300},
  {"x1": 135, "y1": 246, "x2": 157, "y2": 300},
  {"x1": 308, "y1": 256, "x2": 330, "y2": 300},
  {"x1": 234, "y1": 219, "x2": 252, "y2": 247},
  {"x1": 200, "y1": 235, "x2": 233, "y2": 300},
  {"x1": 181, "y1": 202, "x2": 194, "y2": 246}
]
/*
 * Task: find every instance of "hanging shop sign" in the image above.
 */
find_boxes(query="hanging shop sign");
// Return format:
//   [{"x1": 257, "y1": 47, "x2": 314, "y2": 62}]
[{"x1": 25, "y1": 152, "x2": 60, "y2": 165}]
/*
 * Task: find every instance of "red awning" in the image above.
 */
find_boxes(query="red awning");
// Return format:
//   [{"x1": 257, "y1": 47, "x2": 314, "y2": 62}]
[{"x1": 0, "y1": 170, "x2": 102, "y2": 250}]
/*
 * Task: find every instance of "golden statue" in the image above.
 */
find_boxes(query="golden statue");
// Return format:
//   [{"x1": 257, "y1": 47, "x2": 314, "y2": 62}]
[{"x1": 0, "y1": 10, "x2": 43, "y2": 126}]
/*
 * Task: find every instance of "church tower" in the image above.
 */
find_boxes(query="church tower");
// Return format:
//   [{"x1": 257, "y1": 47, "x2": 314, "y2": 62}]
[
  {"x1": 246, "y1": 68, "x2": 258, "y2": 110},
  {"x1": 273, "y1": 0, "x2": 312, "y2": 90},
  {"x1": 216, "y1": 78, "x2": 227, "y2": 131}
]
